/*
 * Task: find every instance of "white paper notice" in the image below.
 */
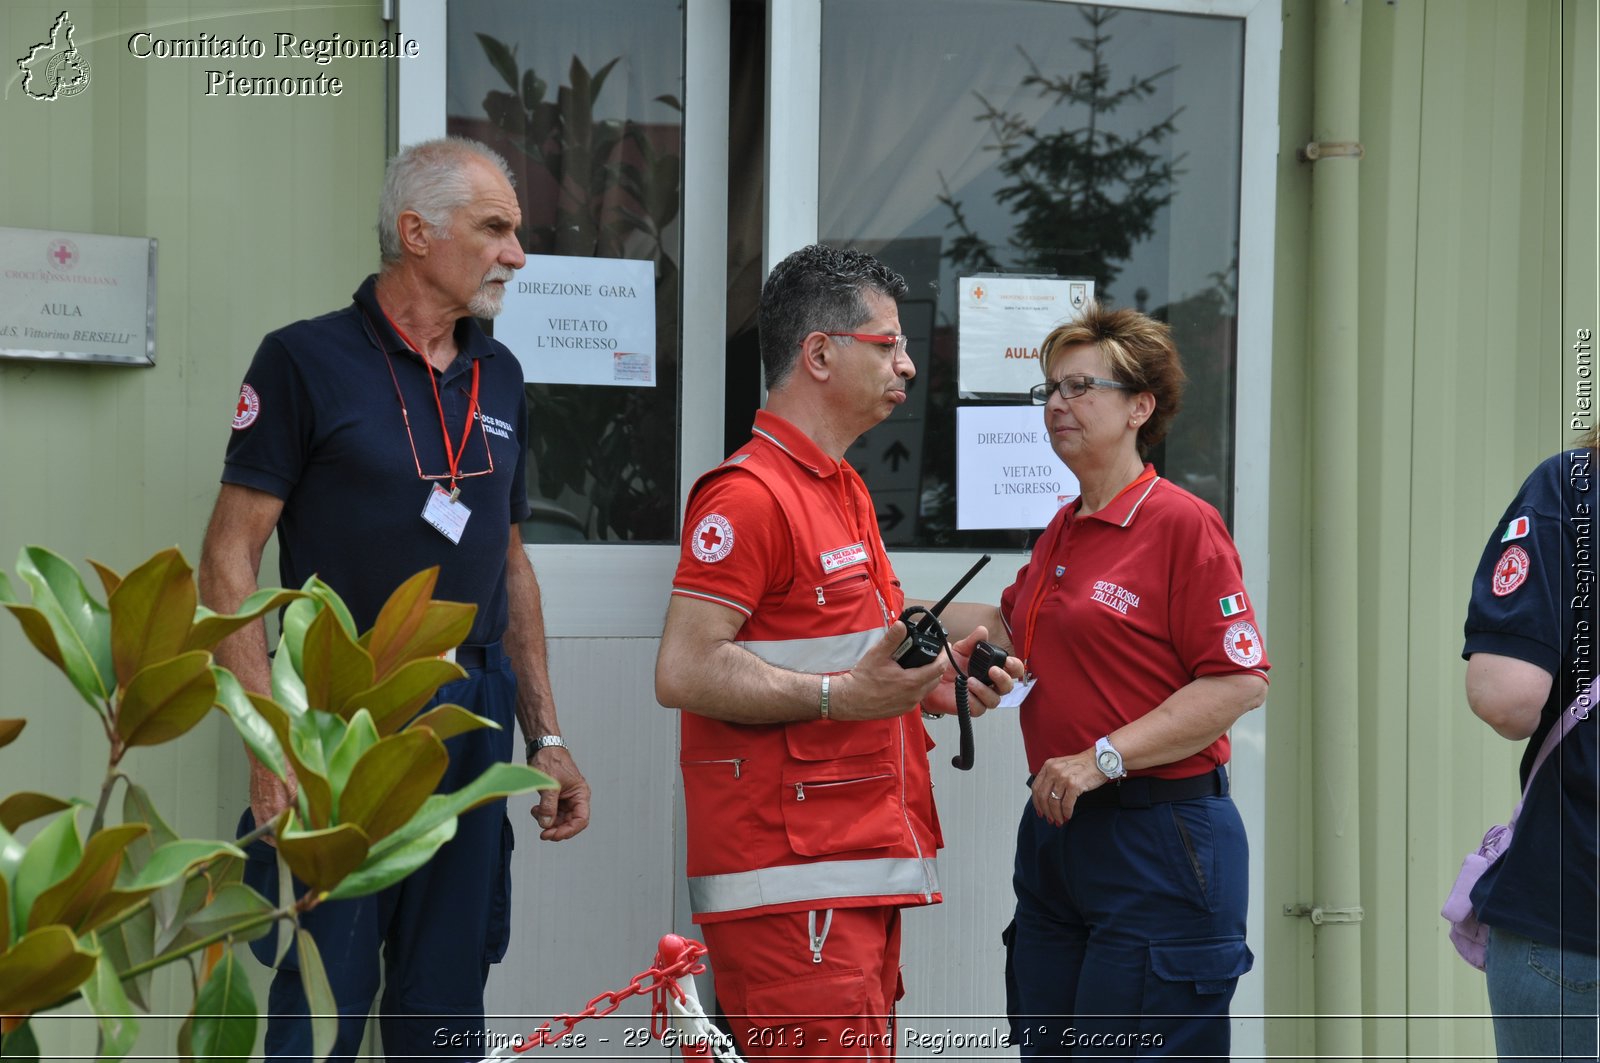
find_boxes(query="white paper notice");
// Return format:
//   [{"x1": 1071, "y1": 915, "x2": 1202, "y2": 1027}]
[
  {"x1": 957, "y1": 276, "x2": 1094, "y2": 396},
  {"x1": 496, "y1": 255, "x2": 656, "y2": 387},
  {"x1": 956, "y1": 406, "x2": 1079, "y2": 531}
]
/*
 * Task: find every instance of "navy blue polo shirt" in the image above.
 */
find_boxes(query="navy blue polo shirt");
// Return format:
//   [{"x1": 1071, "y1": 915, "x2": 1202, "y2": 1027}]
[
  {"x1": 1463, "y1": 448, "x2": 1599, "y2": 955},
  {"x1": 223, "y1": 275, "x2": 532, "y2": 646}
]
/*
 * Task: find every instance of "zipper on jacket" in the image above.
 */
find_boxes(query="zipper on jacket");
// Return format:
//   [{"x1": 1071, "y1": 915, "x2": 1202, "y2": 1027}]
[
  {"x1": 792, "y1": 773, "x2": 893, "y2": 802},
  {"x1": 683, "y1": 757, "x2": 745, "y2": 779},
  {"x1": 896, "y1": 715, "x2": 935, "y2": 901},
  {"x1": 807, "y1": 909, "x2": 834, "y2": 964},
  {"x1": 814, "y1": 570, "x2": 870, "y2": 606}
]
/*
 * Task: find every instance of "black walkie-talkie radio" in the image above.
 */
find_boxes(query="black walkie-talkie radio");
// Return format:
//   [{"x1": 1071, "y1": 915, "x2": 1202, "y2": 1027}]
[{"x1": 891, "y1": 554, "x2": 1004, "y2": 771}]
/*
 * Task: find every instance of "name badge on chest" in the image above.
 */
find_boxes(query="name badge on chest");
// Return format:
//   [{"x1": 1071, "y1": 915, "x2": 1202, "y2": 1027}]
[{"x1": 422, "y1": 483, "x2": 472, "y2": 544}]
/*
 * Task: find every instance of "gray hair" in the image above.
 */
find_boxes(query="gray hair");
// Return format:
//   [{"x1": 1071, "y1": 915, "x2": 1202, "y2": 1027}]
[
  {"x1": 377, "y1": 137, "x2": 515, "y2": 264},
  {"x1": 758, "y1": 245, "x2": 909, "y2": 389}
]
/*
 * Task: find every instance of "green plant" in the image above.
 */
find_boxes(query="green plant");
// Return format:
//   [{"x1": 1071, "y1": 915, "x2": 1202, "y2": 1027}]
[{"x1": 0, "y1": 548, "x2": 554, "y2": 1061}]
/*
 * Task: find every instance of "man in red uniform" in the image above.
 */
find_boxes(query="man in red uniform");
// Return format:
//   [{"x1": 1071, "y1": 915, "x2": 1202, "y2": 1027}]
[{"x1": 656, "y1": 245, "x2": 1015, "y2": 1059}]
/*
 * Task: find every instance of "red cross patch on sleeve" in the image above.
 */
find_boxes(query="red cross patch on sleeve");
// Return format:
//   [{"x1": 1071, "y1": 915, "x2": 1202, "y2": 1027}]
[
  {"x1": 1491, "y1": 545, "x2": 1530, "y2": 597},
  {"x1": 231, "y1": 384, "x2": 259, "y2": 430},
  {"x1": 691, "y1": 514, "x2": 735, "y2": 563}
]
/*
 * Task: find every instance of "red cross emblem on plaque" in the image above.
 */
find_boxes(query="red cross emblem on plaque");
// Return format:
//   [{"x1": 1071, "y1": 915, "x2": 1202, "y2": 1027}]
[{"x1": 47, "y1": 239, "x2": 78, "y2": 269}]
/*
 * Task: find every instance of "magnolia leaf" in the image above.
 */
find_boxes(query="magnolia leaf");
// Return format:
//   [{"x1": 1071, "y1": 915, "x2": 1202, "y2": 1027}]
[
  {"x1": 116, "y1": 650, "x2": 216, "y2": 748},
  {"x1": 0, "y1": 1019, "x2": 40, "y2": 1061},
  {"x1": 77, "y1": 886, "x2": 159, "y2": 940},
  {"x1": 13, "y1": 812, "x2": 82, "y2": 934},
  {"x1": 295, "y1": 929, "x2": 339, "y2": 1062},
  {"x1": 81, "y1": 941, "x2": 138, "y2": 1063},
  {"x1": 107, "y1": 547, "x2": 195, "y2": 688},
  {"x1": 17, "y1": 547, "x2": 114, "y2": 704},
  {"x1": 3, "y1": 603, "x2": 95, "y2": 711},
  {"x1": 0, "y1": 874, "x2": 9, "y2": 950},
  {"x1": 212, "y1": 669, "x2": 287, "y2": 780},
  {"x1": 281, "y1": 711, "x2": 342, "y2": 829},
  {"x1": 86, "y1": 559, "x2": 122, "y2": 600},
  {"x1": 153, "y1": 869, "x2": 214, "y2": 954},
  {"x1": 326, "y1": 709, "x2": 379, "y2": 801},
  {"x1": 304, "y1": 576, "x2": 358, "y2": 638},
  {"x1": 366, "y1": 762, "x2": 554, "y2": 865},
  {"x1": 407, "y1": 704, "x2": 498, "y2": 742},
  {"x1": 362, "y1": 567, "x2": 442, "y2": 677},
  {"x1": 94, "y1": 902, "x2": 155, "y2": 1010},
  {"x1": 0, "y1": 793, "x2": 69, "y2": 833},
  {"x1": 0, "y1": 925, "x2": 99, "y2": 1018},
  {"x1": 278, "y1": 822, "x2": 370, "y2": 895},
  {"x1": 337, "y1": 730, "x2": 448, "y2": 844},
  {"x1": 351, "y1": 658, "x2": 466, "y2": 736},
  {"x1": 126, "y1": 840, "x2": 245, "y2": 892},
  {"x1": 0, "y1": 718, "x2": 24, "y2": 750},
  {"x1": 172, "y1": 882, "x2": 275, "y2": 946},
  {"x1": 359, "y1": 568, "x2": 476, "y2": 680},
  {"x1": 122, "y1": 782, "x2": 179, "y2": 859},
  {"x1": 269, "y1": 641, "x2": 309, "y2": 718},
  {"x1": 182, "y1": 588, "x2": 303, "y2": 653},
  {"x1": 189, "y1": 950, "x2": 257, "y2": 1062},
  {"x1": 299, "y1": 608, "x2": 375, "y2": 718},
  {"x1": 28, "y1": 823, "x2": 147, "y2": 934},
  {"x1": 324, "y1": 817, "x2": 455, "y2": 901},
  {"x1": 0, "y1": 571, "x2": 14, "y2": 603}
]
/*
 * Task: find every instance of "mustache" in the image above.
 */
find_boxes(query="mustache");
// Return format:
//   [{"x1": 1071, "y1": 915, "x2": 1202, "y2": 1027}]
[{"x1": 481, "y1": 266, "x2": 515, "y2": 286}]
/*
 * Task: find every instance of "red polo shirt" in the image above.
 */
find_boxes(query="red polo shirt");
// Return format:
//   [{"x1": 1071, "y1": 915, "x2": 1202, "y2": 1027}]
[{"x1": 999, "y1": 467, "x2": 1269, "y2": 779}]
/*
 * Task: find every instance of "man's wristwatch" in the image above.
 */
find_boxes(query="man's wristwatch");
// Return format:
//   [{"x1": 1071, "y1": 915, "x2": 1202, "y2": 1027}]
[
  {"x1": 526, "y1": 735, "x2": 570, "y2": 760},
  {"x1": 1094, "y1": 735, "x2": 1127, "y2": 781}
]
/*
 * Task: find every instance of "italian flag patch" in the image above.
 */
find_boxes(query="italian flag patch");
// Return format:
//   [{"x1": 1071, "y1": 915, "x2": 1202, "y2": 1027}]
[
  {"x1": 1219, "y1": 593, "x2": 1248, "y2": 617},
  {"x1": 1501, "y1": 515, "x2": 1530, "y2": 542}
]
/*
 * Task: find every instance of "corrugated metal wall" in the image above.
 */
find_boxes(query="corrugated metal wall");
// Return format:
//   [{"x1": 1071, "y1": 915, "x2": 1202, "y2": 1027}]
[{"x1": 1265, "y1": 1, "x2": 1595, "y2": 1058}]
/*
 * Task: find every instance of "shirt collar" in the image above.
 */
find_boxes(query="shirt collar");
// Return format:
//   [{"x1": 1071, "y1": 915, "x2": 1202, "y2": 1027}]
[
  {"x1": 353, "y1": 274, "x2": 495, "y2": 380},
  {"x1": 748, "y1": 409, "x2": 845, "y2": 480},
  {"x1": 1075, "y1": 464, "x2": 1161, "y2": 527}
]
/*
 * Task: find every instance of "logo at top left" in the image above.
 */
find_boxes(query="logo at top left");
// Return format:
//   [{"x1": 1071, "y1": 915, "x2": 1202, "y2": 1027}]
[{"x1": 17, "y1": 11, "x2": 92, "y2": 101}]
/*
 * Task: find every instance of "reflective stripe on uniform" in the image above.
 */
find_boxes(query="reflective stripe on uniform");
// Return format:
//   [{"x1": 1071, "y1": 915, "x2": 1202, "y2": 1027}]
[
  {"x1": 734, "y1": 627, "x2": 882, "y2": 674},
  {"x1": 688, "y1": 856, "x2": 941, "y2": 915}
]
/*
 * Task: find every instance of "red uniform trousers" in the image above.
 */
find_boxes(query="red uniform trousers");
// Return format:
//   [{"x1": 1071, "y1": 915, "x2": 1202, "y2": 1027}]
[{"x1": 702, "y1": 907, "x2": 904, "y2": 1060}]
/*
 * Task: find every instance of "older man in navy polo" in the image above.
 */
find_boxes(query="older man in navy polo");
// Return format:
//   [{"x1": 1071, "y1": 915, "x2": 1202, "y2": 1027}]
[{"x1": 199, "y1": 137, "x2": 590, "y2": 1061}]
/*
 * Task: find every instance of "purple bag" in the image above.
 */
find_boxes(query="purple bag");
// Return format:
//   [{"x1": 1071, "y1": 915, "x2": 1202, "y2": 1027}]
[{"x1": 1441, "y1": 678, "x2": 1594, "y2": 970}]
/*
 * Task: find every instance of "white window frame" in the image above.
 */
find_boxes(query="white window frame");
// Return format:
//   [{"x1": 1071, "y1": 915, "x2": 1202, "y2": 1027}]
[
  {"x1": 397, "y1": 0, "x2": 731, "y2": 639},
  {"x1": 767, "y1": 1, "x2": 1279, "y2": 1054}
]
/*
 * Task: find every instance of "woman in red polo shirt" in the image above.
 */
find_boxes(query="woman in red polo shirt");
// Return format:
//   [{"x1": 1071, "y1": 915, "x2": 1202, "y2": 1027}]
[{"x1": 995, "y1": 303, "x2": 1269, "y2": 1059}]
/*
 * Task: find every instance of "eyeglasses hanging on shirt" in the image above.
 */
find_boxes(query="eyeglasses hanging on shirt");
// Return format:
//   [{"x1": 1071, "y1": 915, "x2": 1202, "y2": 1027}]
[{"x1": 373, "y1": 310, "x2": 494, "y2": 545}]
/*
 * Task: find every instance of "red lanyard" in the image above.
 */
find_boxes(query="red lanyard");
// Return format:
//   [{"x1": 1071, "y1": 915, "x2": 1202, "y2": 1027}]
[{"x1": 384, "y1": 312, "x2": 481, "y2": 490}]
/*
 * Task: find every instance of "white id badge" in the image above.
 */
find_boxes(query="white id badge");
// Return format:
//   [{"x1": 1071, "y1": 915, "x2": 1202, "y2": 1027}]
[
  {"x1": 421, "y1": 484, "x2": 471, "y2": 544},
  {"x1": 997, "y1": 676, "x2": 1036, "y2": 710}
]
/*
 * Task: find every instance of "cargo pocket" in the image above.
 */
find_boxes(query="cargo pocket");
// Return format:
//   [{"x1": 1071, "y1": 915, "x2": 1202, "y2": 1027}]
[
  {"x1": 781, "y1": 763, "x2": 902, "y2": 856},
  {"x1": 1146, "y1": 936, "x2": 1253, "y2": 1001},
  {"x1": 742, "y1": 968, "x2": 871, "y2": 1055},
  {"x1": 483, "y1": 814, "x2": 515, "y2": 967},
  {"x1": 1001, "y1": 919, "x2": 1022, "y2": 1045}
]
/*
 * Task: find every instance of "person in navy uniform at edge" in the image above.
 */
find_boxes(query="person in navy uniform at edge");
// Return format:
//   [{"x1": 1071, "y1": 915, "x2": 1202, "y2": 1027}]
[
  {"x1": 1463, "y1": 425, "x2": 1599, "y2": 1063},
  {"x1": 937, "y1": 304, "x2": 1267, "y2": 1058},
  {"x1": 655, "y1": 245, "x2": 1023, "y2": 1059},
  {"x1": 198, "y1": 137, "x2": 591, "y2": 1062}
]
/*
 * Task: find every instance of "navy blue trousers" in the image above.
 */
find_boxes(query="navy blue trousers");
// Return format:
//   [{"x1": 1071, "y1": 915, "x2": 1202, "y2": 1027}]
[
  {"x1": 1005, "y1": 770, "x2": 1253, "y2": 1059},
  {"x1": 242, "y1": 653, "x2": 518, "y2": 1062}
]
